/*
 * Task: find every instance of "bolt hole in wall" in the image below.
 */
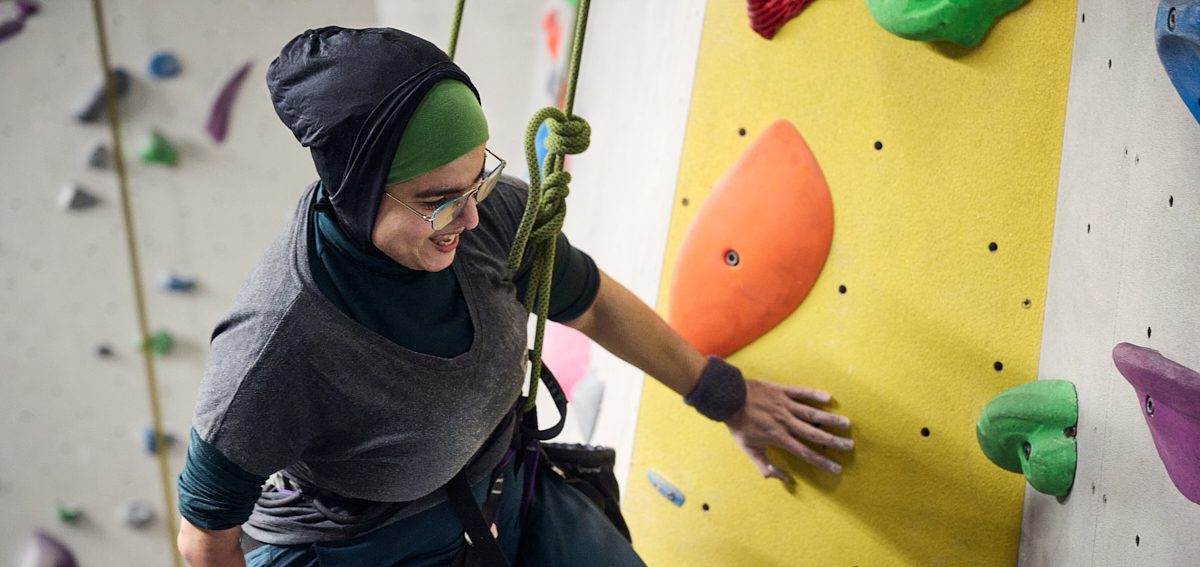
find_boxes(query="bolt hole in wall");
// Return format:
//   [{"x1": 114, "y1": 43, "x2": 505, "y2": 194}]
[
  {"x1": 874, "y1": 140, "x2": 883, "y2": 151},
  {"x1": 994, "y1": 361, "x2": 1004, "y2": 372},
  {"x1": 921, "y1": 427, "x2": 931, "y2": 438},
  {"x1": 988, "y1": 242, "x2": 999, "y2": 252}
]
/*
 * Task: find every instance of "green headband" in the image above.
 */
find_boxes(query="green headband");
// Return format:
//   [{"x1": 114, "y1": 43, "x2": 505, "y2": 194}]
[{"x1": 387, "y1": 80, "x2": 489, "y2": 185}]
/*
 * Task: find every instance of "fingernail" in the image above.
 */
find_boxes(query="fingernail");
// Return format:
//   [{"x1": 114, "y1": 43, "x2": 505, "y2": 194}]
[
  {"x1": 841, "y1": 439, "x2": 855, "y2": 450},
  {"x1": 828, "y1": 463, "x2": 843, "y2": 474}
]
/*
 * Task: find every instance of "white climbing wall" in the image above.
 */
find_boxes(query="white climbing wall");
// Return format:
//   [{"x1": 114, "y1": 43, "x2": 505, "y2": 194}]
[
  {"x1": 0, "y1": 1, "x2": 376, "y2": 565},
  {"x1": 1021, "y1": 1, "x2": 1200, "y2": 564}
]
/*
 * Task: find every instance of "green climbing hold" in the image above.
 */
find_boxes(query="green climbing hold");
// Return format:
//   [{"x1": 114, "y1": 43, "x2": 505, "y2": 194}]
[
  {"x1": 866, "y1": 0, "x2": 1027, "y2": 48},
  {"x1": 138, "y1": 330, "x2": 174, "y2": 356},
  {"x1": 56, "y1": 502, "x2": 84, "y2": 525},
  {"x1": 976, "y1": 379, "x2": 1078, "y2": 497},
  {"x1": 139, "y1": 130, "x2": 178, "y2": 166}
]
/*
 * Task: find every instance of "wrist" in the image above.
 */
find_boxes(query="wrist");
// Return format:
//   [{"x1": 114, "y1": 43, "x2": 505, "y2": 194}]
[{"x1": 683, "y1": 356, "x2": 747, "y2": 422}]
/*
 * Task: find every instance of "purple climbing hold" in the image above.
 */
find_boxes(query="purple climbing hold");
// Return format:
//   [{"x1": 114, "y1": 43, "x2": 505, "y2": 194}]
[
  {"x1": 147, "y1": 51, "x2": 181, "y2": 79},
  {"x1": 0, "y1": 17, "x2": 25, "y2": 42},
  {"x1": 15, "y1": 0, "x2": 40, "y2": 18},
  {"x1": 18, "y1": 530, "x2": 78, "y2": 567},
  {"x1": 0, "y1": 0, "x2": 37, "y2": 44},
  {"x1": 1112, "y1": 342, "x2": 1200, "y2": 504},
  {"x1": 205, "y1": 61, "x2": 252, "y2": 143},
  {"x1": 76, "y1": 68, "x2": 131, "y2": 124}
]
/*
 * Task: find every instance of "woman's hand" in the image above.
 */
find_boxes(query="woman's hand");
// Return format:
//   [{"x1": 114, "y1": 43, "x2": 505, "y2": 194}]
[{"x1": 725, "y1": 379, "x2": 853, "y2": 482}]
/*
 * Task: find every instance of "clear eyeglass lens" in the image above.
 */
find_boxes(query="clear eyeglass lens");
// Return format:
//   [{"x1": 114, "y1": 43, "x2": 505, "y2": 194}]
[{"x1": 477, "y1": 168, "x2": 502, "y2": 203}]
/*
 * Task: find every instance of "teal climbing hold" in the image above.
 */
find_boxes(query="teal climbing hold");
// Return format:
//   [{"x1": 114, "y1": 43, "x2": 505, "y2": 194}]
[
  {"x1": 647, "y1": 470, "x2": 685, "y2": 507},
  {"x1": 866, "y1": 0, "x2": 1027, "y2": 48},
  {"x1": 1156, "y1": 1, "x2": 1200, "y2": 125},
  {"x1": 138, "y1": 330, "x2": 174, "y2": 356},
  {"x1": 139, "y1": 130, "x2": 178, "y2": 166},
  {"x1": 976, "y1": 379, "x2": 1078, "y2": 497}
]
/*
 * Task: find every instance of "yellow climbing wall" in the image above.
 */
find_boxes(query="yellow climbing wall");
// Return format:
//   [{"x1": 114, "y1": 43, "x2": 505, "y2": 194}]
[{"x1": 627, "y1": 1, "x2": 1076, "y2": 565}]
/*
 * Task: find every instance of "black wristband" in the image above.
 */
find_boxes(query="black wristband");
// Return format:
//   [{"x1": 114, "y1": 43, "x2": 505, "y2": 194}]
[{"x1": 684, "y1": 356, "x2": 747, "y2": 422}]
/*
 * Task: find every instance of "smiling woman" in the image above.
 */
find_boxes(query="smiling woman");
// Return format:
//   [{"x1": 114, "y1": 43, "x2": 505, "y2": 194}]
[{"x1": 175, "y1": 24, "x2": 850, "y2": 567}]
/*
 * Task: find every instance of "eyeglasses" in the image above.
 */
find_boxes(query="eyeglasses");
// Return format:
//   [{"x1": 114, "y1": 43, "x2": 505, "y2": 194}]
[{"x1": 386, "y1": 147, "x2": 506, "y2": 231}]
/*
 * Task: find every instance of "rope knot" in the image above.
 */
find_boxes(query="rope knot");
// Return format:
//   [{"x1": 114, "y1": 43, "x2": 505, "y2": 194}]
[{"x1": 544, "y1": 114, "x2": 591, "y2": 156}]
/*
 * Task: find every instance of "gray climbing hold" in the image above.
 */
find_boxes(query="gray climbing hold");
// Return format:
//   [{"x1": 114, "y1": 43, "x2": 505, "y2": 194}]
[
  {"x1": 76, "y1": 68, "x2": 131, "y2": 123},
  {"x1": 118, "y1": 500, "x2": 155, "y2": 529},
  {"x1": 147, "y1": 51, "x2": 181, "y2": 79},
  {"x1": 158, "y1": 271, "x2": 196, "y2": 293},
  {"x1": 57, "y1": 183, "x2": 98, "y2": 211},
  {"x1": 95, "y1": 344, "x2": 113, "y2": 358},
  {"x1": 86, "y1": 143, "x2": 110, "y2": 169},
  {"x1": 17, "y1": 529, "x2": 78, "y2": 567},
  {"x1": 571, "y1": 370, "x2": 605, "y2": 444}
]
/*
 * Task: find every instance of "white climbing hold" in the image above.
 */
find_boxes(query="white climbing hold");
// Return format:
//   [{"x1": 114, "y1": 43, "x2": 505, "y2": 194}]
[
  {"x1": 118, "y1": 500, "x2": 155, "y2": 529},
  {"x1": 57, "y1": 183, "x2": 98, "y2": 211}
]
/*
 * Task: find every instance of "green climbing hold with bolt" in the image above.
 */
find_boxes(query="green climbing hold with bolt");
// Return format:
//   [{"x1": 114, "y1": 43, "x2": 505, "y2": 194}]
[
  {"x1": 976, "y1": 379, "x2": 1078, "y2": 497},
  {"x1": 866, "y1": 0, "x2": 1028, "y2": 48}
]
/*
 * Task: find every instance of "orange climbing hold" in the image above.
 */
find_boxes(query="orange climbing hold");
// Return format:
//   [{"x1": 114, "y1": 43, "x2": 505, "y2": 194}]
[
  {"x1": 669, "y1": 120, "x2": 833, "y2": 358},
  {"x1": 748, "y1": 0, "x2": 816, "y2": 40}
]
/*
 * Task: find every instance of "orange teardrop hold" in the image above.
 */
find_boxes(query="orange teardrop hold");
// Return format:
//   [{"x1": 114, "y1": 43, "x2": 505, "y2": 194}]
[{"x1": 669, "y1": 120, "x2": 834, "y2": 358}]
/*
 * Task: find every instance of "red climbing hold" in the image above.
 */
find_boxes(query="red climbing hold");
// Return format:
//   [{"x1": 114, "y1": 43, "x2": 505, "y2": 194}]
[
  {"x1": 748, "y1": 0, "x2": 815, "y2": 40},
  {"x1": 668, "y1": 120, "x2": 833, "y2": 358},
  {"x1": 542, "y1": 8, "x2": 562, "y2": 60}
]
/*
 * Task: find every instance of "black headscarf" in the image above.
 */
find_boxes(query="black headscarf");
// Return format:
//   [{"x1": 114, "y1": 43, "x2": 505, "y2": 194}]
[{"x1": 266, "y1": 27, "x2": 481, "y2": 250}]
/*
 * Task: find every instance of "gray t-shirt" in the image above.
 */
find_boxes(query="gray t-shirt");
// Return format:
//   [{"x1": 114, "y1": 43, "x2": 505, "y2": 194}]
[{"x1": 192, "y1": 179, "x2": 534, "y2": 544}]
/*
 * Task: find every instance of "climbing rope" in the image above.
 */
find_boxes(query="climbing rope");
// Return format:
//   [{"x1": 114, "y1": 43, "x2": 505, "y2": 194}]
[
  {"x1": 447, "y1": 0, "x2": 466, "y2": 60},
  {"x1": 88, "y1": 1, "x2": 182, "y2": 565},
  {"x1": 507, "y1": 0, "x2": 592, "y2": 411}
]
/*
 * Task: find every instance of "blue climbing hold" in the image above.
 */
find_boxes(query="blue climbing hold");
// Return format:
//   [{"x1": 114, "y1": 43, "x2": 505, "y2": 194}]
[
  {"x1": 147, "y1": 51, "x2": 181, "y2": 79},
  {"x1": 535, "y1": 121, "x2": 550, "y2": 175},
  {"x1": 143, "y1": 427, "x2": 177, "y2": 455},
  {"x1": 1157, "y1": 1, "x2": 1200, "y2": 124},
  {"x1": 646, "y1": 469, "x2": 685, "y2": 507},
  {"x1": 159, "y1": 271, "x2": 196, "y2": 293}
]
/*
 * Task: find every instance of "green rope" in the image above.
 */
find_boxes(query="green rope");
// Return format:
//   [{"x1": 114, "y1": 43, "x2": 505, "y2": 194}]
[
  {"x1": 509, "y1": 0, "x2": 592, "y2": 412},
  {"x1": 447, "y1": 0, "x2": 465, "y2": 60}
]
